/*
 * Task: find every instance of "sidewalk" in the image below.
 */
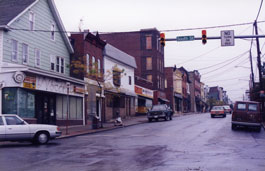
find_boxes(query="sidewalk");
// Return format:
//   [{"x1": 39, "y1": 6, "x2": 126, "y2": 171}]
[
  {"x1": 59, "y1": 113, "x2": 185, "y2": 139},
  {"x1": 58, "y1": 115, "x2": 148, "y2": 139}
]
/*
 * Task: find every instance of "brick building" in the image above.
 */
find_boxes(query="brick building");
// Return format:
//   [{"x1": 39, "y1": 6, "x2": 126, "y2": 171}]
[
  {"x1": 179, "y1": 67, "x2": 191, "y2": 113},
  {"x1": 189, "y1": 70, "x2": 202, "y2": 112},
  {"x1": 100, "y1": 28, "x2": 168, "y2": 111}
]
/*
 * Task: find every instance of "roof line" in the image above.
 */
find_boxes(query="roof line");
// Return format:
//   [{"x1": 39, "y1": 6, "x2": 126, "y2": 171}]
[{"x1": 7, "y1": 0, "x2": 39, "y2": 26}]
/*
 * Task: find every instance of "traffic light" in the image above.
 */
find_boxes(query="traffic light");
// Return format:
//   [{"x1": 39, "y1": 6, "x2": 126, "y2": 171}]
[
  {"x1": 160, "y1": 33, "x2": 165, "y2": 46},
  {"x1": 202, "y1": 30, "x2": 207, "y2": 45}
]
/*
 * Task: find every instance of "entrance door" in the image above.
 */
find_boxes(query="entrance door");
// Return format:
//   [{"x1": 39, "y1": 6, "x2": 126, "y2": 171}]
[{"x1": 36, "y1": 92, "x2": 56, "y2": 125}]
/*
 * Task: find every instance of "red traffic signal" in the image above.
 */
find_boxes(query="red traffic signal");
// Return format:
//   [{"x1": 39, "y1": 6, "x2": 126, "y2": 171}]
[
  {"x1": 202, "y1": 30, "x2": 207, "y2": 45},
  {"x1": 160, "y1": 33, "x2": 165, "y2": 46}
]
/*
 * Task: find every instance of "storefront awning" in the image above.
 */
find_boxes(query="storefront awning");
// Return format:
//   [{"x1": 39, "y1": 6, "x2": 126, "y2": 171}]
[{"x1": 158, "y1": 97, "x2": 170, "y2": 102}]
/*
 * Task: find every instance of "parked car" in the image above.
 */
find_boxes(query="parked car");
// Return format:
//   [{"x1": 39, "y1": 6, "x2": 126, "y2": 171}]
[
  {"x1": 0, "y1": 114, "x2": 62, "y2": 144},
  {"x1": 231, "y1": 101, "x2": 262, "y2": 132},
  {"x1": 147, "y1": 104, "x2": 173, "y2": 122},
  {"x1": 223, "y1": 105, "x2": 232, "y2": 114},
  {"x1": 210, "y1": 106, "x2": 226, "y2": 118}
]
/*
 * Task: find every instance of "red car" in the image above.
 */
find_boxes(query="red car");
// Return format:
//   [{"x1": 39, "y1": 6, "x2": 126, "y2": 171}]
[{"x1": 210, "y1": 106, "x2": 226, "y2": 118}]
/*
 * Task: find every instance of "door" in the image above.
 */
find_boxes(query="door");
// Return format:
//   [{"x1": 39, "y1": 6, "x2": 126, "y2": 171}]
[
  {"x1": 4, "y1": 115, "x2": 30, "y2": 141},
  {"x1": 36, "y1": 92, "x2": 56, "y2": 125}
]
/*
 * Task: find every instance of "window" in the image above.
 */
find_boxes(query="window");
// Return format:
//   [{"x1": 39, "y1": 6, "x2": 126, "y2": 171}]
[
  {"x1": 5, "y1": 116, "x2": 24, "y2": 125},
  {"x1": 51, "y1": 23, "x2": 55, "y2": 40},
  {"x1": 56, "y1": 95, "x2": 83, "y2": 120},
  {"x1": 129, "y1": 76, "x2": 132, "y2": 85},
  {"x1": 146, "y1": 36, "x2": 152, "y2": 49},
  {"x1": 55, "y1": 56, "x2": 64, "y2": 73},
  {"x1": 35, "y1": 49, "x2": 41, "y2": 67},
  {"x1": 98, "y1": 59, "x2": 101, "y2": 74},
  {"x1": 237, "y1": 103, "x2": 246, "y2": 110},
  {"x1": 86, "y1": 54, "x2": 90, "y2": 73},
  {"x1": 113, "y1": 70, "x2": 121, "y2": 87},
  {"x1": 147, "y1": 75, "x2": 152, "y2": 82},
  {"x1": 92, "y1": 56, "x2": 96, "y2": 70},
  {"x1": 248, "y1": 104, "x2": 258, "y2": 111},
  {"x1": 22, "y1": 43, "x2": 28, "y2": 64},
  {"x1": 146, "y1": 57, "x2": 152, "y2": 70},
  {"x1": 11, "y1": 39, "x2": 18, "y2": 61},
  {"x1": 165, "y1": 79, "x2": 167, "y2": 88},
  {"x1": 29, "y1": 11, "x2": 34, "y2": 31},
  {"x1": 50, "y1": 55, "x2": 55, "y2": 71},
  {"x1": 61, "y1": 58, "x2": 64, "y2": 73}
]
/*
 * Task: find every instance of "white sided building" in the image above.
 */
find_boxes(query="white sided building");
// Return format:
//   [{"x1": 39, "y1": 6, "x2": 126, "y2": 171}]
[{"x1": 103, "y1": 43, "x2": 137, "y2": 121}]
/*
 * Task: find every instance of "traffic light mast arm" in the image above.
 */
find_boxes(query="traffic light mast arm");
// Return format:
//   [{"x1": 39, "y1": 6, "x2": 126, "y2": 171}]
[{"x1": 164, "y1": 35, "x2": 265, "y2": 41}]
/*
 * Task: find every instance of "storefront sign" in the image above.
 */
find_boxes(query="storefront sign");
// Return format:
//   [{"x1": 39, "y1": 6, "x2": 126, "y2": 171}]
[
  {"x1": 23, "y1": 76, "x2": 36, "y2": 89},
  {"x1": 74, "y1": 86, "x2": 85, "y2": 94},
  {"x1": 135, "y1": 85, "x2": 153, "y2": 99},
  {"x1": 36, "y1": 76, "x2": 68, "y2": 94}
]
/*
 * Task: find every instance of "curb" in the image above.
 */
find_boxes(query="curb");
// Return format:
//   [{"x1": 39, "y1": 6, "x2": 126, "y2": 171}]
[{"x1": 58, "y1": 120, "x2": 147, "y2": 139}]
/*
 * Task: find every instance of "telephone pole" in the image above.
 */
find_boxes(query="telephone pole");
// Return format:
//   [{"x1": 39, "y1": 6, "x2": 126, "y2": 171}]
[{"x1": 254, "y1": 20, "x2": 262, "y2": 90}]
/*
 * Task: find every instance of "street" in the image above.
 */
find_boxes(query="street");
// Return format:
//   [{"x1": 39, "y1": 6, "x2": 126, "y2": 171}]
[{"x1": 1, "y1": 113, "x2": 265, "y2": 171}]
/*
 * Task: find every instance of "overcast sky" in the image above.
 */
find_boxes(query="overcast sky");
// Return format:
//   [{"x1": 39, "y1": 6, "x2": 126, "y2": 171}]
[{"x1": 54, "y1": 0, "x2": 265, "y2": 102}]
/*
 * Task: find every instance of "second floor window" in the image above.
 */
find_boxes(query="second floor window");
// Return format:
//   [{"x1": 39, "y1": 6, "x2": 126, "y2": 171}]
[
  {"x1": 50, "y1": 55, "x2": 55, "y2": 71},
  {"x1": 86, "y1": 54, "x2": 90, "y2": 73},
  {"x1": 29, "y1": 12, "x2": 34, "y2": 31},
  {"x1": 113, "y1": 70, "x2": 121, "y2": 87},
  {"x1": 55, "y1": 56, "x2": 64, "y2": 74},
  {"x1": 147, "y1": 75, "x2": 152, "y2": 82},
  {"x1": 98, "y1": 59, "x2": 101, "y2": 74},
  {"x1": 146, "y1": 57, "x2": 152, "y2": 70},
  {"x1": 11, "y1": 39, "x2": 18, "y2": 61},
  {"x1": 35, "y1": 49, "x2": 41, "y2": 67},
  {"x1": 92, "y1": 56, "x2": 96, "y2": 70},
  {"x1": 129, "y1": 76, "x2": 131, "y2": 85},
  {"x1": 22, "y1": 43, "x2": 28, "y2": 64}
]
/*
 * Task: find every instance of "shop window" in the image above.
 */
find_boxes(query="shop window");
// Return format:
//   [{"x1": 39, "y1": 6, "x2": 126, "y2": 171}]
[
  {"x1": 2, "y1": 88, "x2": 34, "y2": 118},
  {"x1": 56, "y1": 95, "x2": 83, "y2": 120},
  {"x1": 2, "y1": 88, "x2": 18, "y2": 114},
  {"x1": 106, "y1": 94, "x2": 113, "y2": 107},
  {"x1": 146, "y1": 57, "x2": 152, "y2": 70}
]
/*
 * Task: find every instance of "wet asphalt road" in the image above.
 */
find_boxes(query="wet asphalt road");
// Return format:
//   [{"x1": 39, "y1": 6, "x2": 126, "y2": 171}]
[{"x1": 1, "y1": 113, "x2": 265, "y2": 171}]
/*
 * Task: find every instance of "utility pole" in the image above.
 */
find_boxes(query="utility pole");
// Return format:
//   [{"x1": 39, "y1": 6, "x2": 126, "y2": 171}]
[
  {"x1": 254, "y1": 20, "x2": 262, "y2": 90},
  {"x1": 249, "y1": 51, "x2": 255, "y2": 89},
  {"x1": 254, "y1": 20, "x2": 265, "y2": 118}
]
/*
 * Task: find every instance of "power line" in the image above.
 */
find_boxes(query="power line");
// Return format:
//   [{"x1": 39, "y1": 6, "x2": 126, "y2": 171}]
[
  {"x1": 204, "y1": 76, "x2": 248, "y2": 83},
  {"x1": 201, "y1": 51, "x2": 249, "y2": 76},
  {"x1": 177, "y1": 46, "x2": 221, "y2": 65},
  {"x1": 256, "y1": 0, "x2": 264, "y2": 21},
  {"x1": 6, "y1": 20, "x2": 265, "y2": 34},
  {"x1": 160, "y1": 21, "x2": 265, "y2": 33}
]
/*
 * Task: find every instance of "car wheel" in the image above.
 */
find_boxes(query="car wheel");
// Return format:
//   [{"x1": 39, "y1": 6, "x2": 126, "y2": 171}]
[
  {"x1": 35, "y1": 132, "x2": 49, "y2": 145},
  {"x1": 155, "y1": 118, "x2": 159, "y2": 122},
  {"x1": 165, "y1": 115, "x2": 170, "y2": 121},
  {"x1": 223, "y1": 114, "x2": 226, "y2": 118},
  {"x1": 232, "y1": 124, "x2": 236, "y2": 130},
  {"x1": 170, "y1": 115, "x2": 172, "y2": 120},
  {"x1": 211, "y1": 115, "x2": 214, "y2": 118},
  {"x1": 148, "y1": 118, "x2": 152, "y2": 122}
]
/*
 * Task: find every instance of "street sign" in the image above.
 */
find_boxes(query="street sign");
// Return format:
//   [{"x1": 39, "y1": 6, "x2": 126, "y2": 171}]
[
  {"x1": 176, "y1": 36, "x2": 195, "y2": 41},
  {"x1": 221, "y1": 30, "x2": 235, "y2": 46}
]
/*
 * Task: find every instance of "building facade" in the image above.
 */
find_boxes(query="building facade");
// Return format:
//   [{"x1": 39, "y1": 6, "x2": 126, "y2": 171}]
[
  {"x1": 179, "y1": 67, "x2": 191, "y2": 113},
  {"x1": 70, "y1": 31, "x2": 106, "y2": 127},
  {"x1": 103, "y1": 44, "x2": 137, "y2": 121},
  {"x1": 100, "y1": 28, "x2": 168, "y2": 105},
  {"x1": 189, "y1": 70, "x2": 202, "y2": 112},
  {"x1": 0, "y1": 0, "x2": 85, "y2": 126}
]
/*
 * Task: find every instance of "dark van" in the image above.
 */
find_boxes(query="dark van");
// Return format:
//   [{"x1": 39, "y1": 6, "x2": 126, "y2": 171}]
[{"x1": 231, "y1": 101, "x2": 262, "y2": 132}]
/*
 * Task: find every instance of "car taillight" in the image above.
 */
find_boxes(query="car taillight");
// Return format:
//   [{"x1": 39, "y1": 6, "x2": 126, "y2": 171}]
[{"x1": 57, "y1": 127, "x2": 60, "y2": 131}]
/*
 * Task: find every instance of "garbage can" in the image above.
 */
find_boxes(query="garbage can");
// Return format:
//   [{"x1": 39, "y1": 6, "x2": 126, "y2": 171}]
[{"x1": 92, "y1": 116, "x2": 100, "y2": 129}]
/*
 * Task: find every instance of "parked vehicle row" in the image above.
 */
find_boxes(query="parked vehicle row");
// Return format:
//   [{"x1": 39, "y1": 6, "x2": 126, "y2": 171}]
[{"x1": 0, "y1": 114, "x2": 61, "y2": 144}]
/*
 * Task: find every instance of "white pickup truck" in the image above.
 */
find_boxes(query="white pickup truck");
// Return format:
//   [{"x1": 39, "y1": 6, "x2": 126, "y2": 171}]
[{"x1": 0, "y1": 114, "x2": 61, "y2": 144}]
